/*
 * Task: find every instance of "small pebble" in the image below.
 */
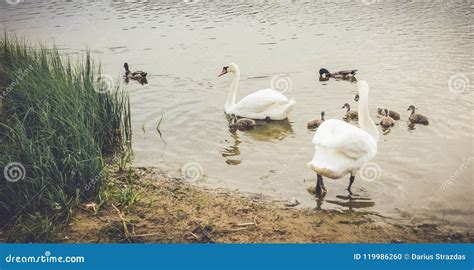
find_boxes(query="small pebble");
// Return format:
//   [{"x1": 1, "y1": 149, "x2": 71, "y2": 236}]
[{"x1": 284, "y1": 198, "x2": 300, "y2": 207}]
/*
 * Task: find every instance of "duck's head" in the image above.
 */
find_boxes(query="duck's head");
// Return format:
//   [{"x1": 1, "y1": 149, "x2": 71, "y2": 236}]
[
  {"x1": 123, "y1": 62, "x2": 130, "y2": 72},
  {"x1": 319, "y1": 68, "x2": 330, "y2": 77},
  {"x1": 218, "y1": 63, "x2": 239, "y2": 77},
  {"x1": 384, "y1": 108, "x2": 389, "y2": 117},
  {"x1": 342, "y1": 103, "x2": 350, "y2": 109},
  {"x1": 321, "y1": 111, "x2": 325, "y2": 119},
  {"x1": 377, "y1": 107, "x2": 384, "y2": 114},
  {"x1": 407, "y1": 105, "x2": 416, "y2": 112}
]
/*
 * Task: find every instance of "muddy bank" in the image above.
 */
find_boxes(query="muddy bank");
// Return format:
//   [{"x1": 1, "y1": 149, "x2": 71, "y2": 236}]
[{"x1": 63, "y1": 167, "x2": 472, "y2": 243}]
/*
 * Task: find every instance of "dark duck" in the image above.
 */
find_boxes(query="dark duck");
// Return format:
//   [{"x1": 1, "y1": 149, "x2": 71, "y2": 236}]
[
  {"x1": 319, "y1": 68, "x2": 357, "y2": 81},
  {"x1": 124, "y1": 62, "x2": 148, "y2": 84}
]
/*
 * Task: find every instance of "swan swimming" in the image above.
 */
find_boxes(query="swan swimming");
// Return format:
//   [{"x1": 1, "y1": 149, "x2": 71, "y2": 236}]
[
  {"x1": 218, "y1": 63, "x2": 296, "y2": 120},
  {"x1": 307, "y1": 80, "x2": 379, "y2": 196}
]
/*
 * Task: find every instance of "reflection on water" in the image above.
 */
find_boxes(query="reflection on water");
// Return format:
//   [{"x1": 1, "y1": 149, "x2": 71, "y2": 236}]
[
  {"x1": 124, "y1": 77, "x2": 148, "y2": 85},
  {"x1": 221, "y1": 132, "x2": 241, "y2": 165},
  {"x1": 222, "y1": 117, "x2": 294, "y2": 164},
  {"x1": 326, "y1": 195, "x2": 376, "y2": 210},
  {"x1": 244, "y1": 119, "x2": 294, "y2": 142},
  {"x1": 308, "y1": 186, "x2": 376, "y2": 210},
  {"x1": 1, "y1": 0, "x2": 472, "y2": 229},
  {"x1": 407, "y1": 122, "x2": 417, "y2": 131},
  {"x1": 319, "y1": 76, "x2": 357, "y2": 83}
]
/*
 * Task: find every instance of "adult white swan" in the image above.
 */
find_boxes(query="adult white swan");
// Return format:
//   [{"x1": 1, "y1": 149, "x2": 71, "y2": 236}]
[
  {"x1": 218, "y1": 63, "x2": 296, "y2": 120},
  {"x1": 307, "y1": 80, "x2": 379, "y2": 196}
]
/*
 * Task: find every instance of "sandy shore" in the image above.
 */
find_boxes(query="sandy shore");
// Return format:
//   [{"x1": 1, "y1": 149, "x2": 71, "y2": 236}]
[{"x1": 63, "y1": 167, "x2": 472, "y2": 243}]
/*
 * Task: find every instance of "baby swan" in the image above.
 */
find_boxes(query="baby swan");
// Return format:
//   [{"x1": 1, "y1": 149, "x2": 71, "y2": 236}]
[
  {"x1": 380, "y1": 108, "x2": 395, "y2": 129},
  {"x1": 377, "y1": 107, "x2": 400, "y2": 120},
  {"x1": 307, "y1": 111, "x2": 325, "y2": 130},
  {"x1": 342, "y1": 103, "x2": 358, "y2": 121},
  {"x1": 229, "y1": 114, "x2": 256, "y2": 131},
  {"x1": 407, "y1": 105, "x2": 429, "y2": 125}
]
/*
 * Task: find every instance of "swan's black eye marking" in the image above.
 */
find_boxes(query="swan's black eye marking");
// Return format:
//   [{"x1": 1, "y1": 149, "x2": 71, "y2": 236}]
[{"x1": 218, "y1": 66, "x2": 230, "y2": 77}]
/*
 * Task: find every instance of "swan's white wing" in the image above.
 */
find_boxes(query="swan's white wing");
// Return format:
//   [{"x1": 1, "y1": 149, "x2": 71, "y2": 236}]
[
  {"x1": 312, "y1": 119, "x2": 375, "y2": 159},
  {"x1": 232, "y1": 89, "x2": 290, "y2": 113}
]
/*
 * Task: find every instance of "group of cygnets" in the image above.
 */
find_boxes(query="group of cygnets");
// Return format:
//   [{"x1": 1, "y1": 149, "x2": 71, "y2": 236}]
[
  {"x1": 307, "y1": 68, "x2": 429, "y2": 133},
  {"x1": 307, "y1": 104, "x2": 429, "y2": 131}
]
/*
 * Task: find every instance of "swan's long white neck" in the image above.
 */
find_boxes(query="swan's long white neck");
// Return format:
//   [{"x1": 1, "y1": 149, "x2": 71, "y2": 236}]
[
  {"x1": 225, "y1": 70, "x2": 240, "y2": 111},
  {"x1": 358, "y1": 89, "x2": 379, "y2": 143}
]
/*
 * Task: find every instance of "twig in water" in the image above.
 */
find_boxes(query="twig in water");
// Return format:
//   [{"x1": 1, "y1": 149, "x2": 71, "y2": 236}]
[{"x1": 156, "y1": 113, "x2": 165, "y2": 143}]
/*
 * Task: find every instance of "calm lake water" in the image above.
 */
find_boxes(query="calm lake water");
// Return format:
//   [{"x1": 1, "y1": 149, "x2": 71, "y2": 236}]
[{"x1": 1, "y1": 0, "x2": 473, "y2": 229}]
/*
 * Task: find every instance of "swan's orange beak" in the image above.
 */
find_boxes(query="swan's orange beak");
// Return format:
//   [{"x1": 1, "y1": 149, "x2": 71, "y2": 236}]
[{"x1": 218, "y1": 66, "x2": 228, "y2": 77}]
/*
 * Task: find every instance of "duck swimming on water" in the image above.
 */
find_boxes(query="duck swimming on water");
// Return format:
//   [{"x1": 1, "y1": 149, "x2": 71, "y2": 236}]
[
  {"x1": 319, "y1": 68, "x2": 357, "y2": 80},
  {"x1": 124, "y1": 62, "x2": 148, "y2": 84}
]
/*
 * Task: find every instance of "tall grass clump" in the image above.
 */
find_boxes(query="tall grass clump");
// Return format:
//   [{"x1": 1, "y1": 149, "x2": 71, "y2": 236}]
[{"x1": 0, "y1": 36, "x2": 131, "y2": 242}]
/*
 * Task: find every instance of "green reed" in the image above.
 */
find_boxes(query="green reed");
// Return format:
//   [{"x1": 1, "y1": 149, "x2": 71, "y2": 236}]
[{"x1": 0, "y1": 35, "x2": 131, "y2": 242}]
